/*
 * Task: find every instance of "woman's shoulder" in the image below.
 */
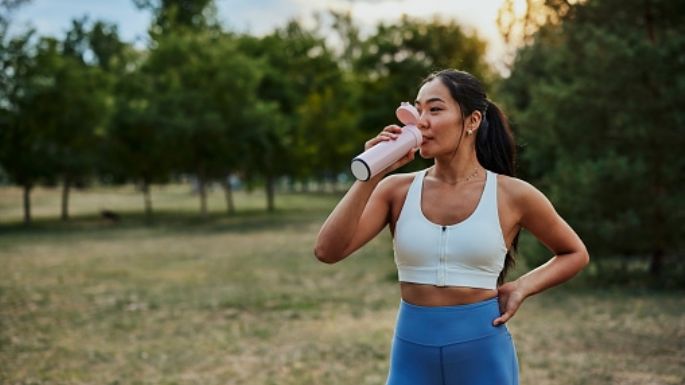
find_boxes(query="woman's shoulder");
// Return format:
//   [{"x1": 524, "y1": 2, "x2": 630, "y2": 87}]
[
  {"x1": 495, "y1": 173, "x2": 534, "y2": 193},
  {"x1": 494, "y1": 173, "x2": 552, "y2": 210},
  {"x1": 375, "y1": 169, "x2": 424, "y2": 197},
  {"x1": 384, "y1": 169, "x2": 423, "y2": 182}
]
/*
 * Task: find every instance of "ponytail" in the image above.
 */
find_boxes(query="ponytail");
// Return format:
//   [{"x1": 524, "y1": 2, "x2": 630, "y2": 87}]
[
  {"x1": 476, "y1": 100, "x2": 519, "y2": 286},
  {"x1": 421, "y1": 69, "x2": 519, "y2": 286},
  {"x1": 476, "y1": 101, "x2": 516, "y2": 177}
]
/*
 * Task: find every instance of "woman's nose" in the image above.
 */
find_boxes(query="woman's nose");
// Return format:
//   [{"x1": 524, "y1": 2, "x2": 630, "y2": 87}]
[{"x1": 417, "y1": 112, "x2": 429, "y2": 130}]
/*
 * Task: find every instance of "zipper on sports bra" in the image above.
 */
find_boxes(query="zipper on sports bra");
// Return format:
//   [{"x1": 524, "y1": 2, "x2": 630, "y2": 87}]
[{"x1": 438, "y1": 226, "x2": 447, "y2": 286}]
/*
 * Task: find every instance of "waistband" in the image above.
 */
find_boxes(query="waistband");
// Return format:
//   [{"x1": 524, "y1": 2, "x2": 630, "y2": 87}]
[{"x1": 394, "y1": 296, "x2": 507, "y2": 346}]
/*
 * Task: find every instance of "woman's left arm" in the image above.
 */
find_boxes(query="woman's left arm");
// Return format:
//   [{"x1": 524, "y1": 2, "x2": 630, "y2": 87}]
[{"x1": 493, "y1": 180, "x2": 590, "y2": 326}]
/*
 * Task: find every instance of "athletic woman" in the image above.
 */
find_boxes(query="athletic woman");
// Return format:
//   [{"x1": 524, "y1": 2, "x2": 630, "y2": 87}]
[{"x1": 314, "y1": 69, "x2": 589, "y2": 385}]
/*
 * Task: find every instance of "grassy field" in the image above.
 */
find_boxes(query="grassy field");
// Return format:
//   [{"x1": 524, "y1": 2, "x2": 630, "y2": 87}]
[{"x1": 1, "y1": 184, "x2": 684, "y2": 385}]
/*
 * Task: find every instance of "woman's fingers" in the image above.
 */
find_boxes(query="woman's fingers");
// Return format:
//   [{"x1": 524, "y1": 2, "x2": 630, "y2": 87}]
[
  {"x1": 492, "y1": 284, "x2": 525, "y2": 326},
  {"x1": 362, "y1": 125, "x2": 417, "y2": 175},
  {"x1": 365, "y1": 125, "x2": 402, "y2": 150},
  {"x1": 384, "y1": 124, "x2": 403, "y2": 134},
  {"x1": 493, "y1": 310, "x2": 514, "y2": 326}
]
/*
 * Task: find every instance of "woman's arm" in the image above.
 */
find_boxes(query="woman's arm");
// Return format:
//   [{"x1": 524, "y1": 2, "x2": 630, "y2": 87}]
[
  {"x1": 314, "y1": 174, "x2": 391, "y2": 263},
  {"x1": 493, "y1": 179, "x2": 589, "y2": 325},
  {"x1": 314, "y1": 125, "x2": 416, "y2": 264}
]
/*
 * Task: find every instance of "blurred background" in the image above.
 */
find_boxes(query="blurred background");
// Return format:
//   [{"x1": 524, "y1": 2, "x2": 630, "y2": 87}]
[{"x1": 1, "y1": 0, "x2": 683, "y2": 384}]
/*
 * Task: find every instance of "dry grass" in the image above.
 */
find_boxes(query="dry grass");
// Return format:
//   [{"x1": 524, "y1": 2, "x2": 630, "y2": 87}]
[{"x1": 1, "y1": 184, "x2": 683, "y2": 384}]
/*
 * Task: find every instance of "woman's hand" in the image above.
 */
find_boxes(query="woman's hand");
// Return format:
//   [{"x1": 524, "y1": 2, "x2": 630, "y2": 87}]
[
  {"x1": 493, "y1": 280, "x2": 527, "y2": 326},
  {"x1": 364, "y1": 124, "x2": 403, "y2": 150},
  {"x1": 364, "y1": 125, "x2": 418, "y2": 178}
]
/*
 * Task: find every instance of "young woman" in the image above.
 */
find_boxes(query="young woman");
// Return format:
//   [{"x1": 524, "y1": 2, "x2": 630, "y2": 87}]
[{"x1": 314, "y1": 69, "x2": 589, "y2": 385}]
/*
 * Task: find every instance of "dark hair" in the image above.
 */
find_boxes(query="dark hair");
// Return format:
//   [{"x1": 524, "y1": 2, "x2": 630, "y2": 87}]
[{"x1": 421, "y1": 69, "x2": 518, "y2": 286}]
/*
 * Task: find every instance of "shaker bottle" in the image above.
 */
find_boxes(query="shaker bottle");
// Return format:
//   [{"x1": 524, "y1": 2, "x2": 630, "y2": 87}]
[{"x1": 350, "y1": 102, "x2": 422, "y2": 181}]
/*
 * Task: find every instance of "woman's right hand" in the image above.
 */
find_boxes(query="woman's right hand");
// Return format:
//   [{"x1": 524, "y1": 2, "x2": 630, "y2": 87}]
[{"x1": 364, "y1": 125, "x2": 418, "y2": 178}]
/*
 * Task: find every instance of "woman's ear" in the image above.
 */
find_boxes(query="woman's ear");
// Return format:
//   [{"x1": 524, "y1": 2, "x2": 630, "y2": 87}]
[{"x1": 470, "y1": 111, "x2": 483, "y2": 129}]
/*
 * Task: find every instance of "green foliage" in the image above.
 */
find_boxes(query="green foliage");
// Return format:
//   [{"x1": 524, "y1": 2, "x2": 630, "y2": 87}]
[
  {"x1": 0, "y1": 2, "x2": 496, "y2": 217},
  {"x1": 499, "y1": 0, "x2": 685, "y2": 277},
  {"x1": 0, "y1": 20, "x2": 113, "y2": 222},
  {"x1": 238, "y1": 20, "x2": 364, "y2": 193},
  {"x1": 106, "y1": 58, "x2": 170, "y2": 187},
  {"x1": 53, "y1": 25, "x2": 110, "y2": 188},
  {"x1": 145, "y1": 28, "x2": 259, "y2": 177},
  {"x1": 0, "y1": 31, "x2": 53, "y2": 191}
]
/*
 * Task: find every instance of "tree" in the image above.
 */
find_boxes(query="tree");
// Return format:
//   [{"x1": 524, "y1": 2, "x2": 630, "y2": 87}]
[
  {"x1": 241, "y1": 100, "x2": 287, "y2": 212},
  {"x1": 128, "y1": 0, "x2": 261, "y2": 217},
  {"x1": 0, "y1": 1, "x2": 35, "y2": 223},
  {"x1": 1, "y1": 17, "x2": 117, "y2": 223},
  {"x1": 0, "y1": 31, "x2": 52, "y2": 224},
  {"x1": 239, "y1": 20, "x2": 354, "y2": 206},
  {"x1": 106, "y1": 61, "x2": 173, "y2": 220},
  {"x1": 50, "y1": 19, "x2": 110, "y2": 220},
  {"x1": 295, "y1": 82, "x2": 361, "y2": 191},
  {"x1": 499, "y1": 0, "x2": 685, "y2": 282},
  {"x1": 144, "y1": 28, "x2": 259, "y2": 216}
]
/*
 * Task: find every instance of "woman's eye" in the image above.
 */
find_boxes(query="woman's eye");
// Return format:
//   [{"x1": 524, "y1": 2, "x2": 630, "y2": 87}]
[{"x1": 430, "y1": 107, "x2": 442, "y2": 112}]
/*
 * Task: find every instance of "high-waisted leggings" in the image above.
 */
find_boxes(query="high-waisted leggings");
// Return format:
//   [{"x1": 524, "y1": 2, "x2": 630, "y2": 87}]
[{"x1": 386, "y1": 296, "x2": 519, "y2": 385}]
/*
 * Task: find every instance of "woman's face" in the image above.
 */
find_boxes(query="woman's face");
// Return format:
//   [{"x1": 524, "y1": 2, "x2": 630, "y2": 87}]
[{"x1": 414, "y1": 78, "x2": 468, "y2": 159}]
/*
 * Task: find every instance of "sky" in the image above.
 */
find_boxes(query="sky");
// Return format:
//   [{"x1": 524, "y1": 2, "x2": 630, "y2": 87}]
[{"x1": 8, "y1": 0, "x2": 522, "y2": 73}]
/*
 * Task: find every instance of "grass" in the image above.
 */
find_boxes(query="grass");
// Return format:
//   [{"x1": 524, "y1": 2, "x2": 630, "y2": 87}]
[{"x1": 1, "y1": 184, "x2": 684, "y2": 384}]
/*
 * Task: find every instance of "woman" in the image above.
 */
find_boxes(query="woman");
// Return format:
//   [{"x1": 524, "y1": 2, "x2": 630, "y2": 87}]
[{"x1": 314, "y1": 69, "x2": 589, "y2": 385}]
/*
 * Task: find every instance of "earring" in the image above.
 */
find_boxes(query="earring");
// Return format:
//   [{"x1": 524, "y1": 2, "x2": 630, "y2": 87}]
[{"x1": 467, "y1": 129, "x2": 473, "y2": 136}]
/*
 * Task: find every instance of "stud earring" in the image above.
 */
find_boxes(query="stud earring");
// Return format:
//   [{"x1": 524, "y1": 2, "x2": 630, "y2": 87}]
[{"x1": 467, "y1": 129, "x2": 473, "y2": 136}]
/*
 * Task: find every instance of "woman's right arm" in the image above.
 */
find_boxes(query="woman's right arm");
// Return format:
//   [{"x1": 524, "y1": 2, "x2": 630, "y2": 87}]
[{"x1": 314, "y1": 125, "x2": 415, "y2": 264}]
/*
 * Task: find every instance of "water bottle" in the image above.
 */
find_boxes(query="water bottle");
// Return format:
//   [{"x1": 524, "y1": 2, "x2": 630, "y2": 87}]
[{"x1": 350, "y1": 102, "x2": 422, "y2": 181}]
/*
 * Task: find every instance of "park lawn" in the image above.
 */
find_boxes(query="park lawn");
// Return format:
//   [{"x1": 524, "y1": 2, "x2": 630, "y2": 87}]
[{"x1": 1, "y1": 184, "x2": 683, "y2": 385}]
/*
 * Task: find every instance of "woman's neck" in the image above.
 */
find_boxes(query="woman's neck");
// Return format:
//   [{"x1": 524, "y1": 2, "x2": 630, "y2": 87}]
[{"x1": 431, "y1": 149, "x2": 483, "y2": 184}]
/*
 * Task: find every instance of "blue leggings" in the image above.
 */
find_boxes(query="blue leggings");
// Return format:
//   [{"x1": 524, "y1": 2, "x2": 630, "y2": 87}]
[{"x1": 386, "y1": 296, "x2": 519, "y2": 385}]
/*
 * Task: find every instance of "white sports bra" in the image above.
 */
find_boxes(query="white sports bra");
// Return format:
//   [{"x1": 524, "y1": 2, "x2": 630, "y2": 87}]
[{"x1": 393, "y1": 168, "x2": 508, "y2": 290}]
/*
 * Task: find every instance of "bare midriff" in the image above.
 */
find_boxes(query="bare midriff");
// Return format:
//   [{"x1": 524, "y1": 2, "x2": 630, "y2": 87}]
[{"x1": 400, "y1": 282, "x2": 498, "y2": 307}]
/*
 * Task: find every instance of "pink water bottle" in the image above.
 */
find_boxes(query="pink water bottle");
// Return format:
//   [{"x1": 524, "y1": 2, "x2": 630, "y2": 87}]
[{"x1": 351, "y1": 102, "x2": 422, "y2": 181}]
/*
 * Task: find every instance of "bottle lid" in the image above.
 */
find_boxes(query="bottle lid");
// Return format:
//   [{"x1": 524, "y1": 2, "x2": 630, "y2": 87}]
[
  {"x1": 350, "y1": 158, "x2": 371, "y2": 181},
  {"x1": 396, "y1": 102, "x2": 419, "y2": 125}
]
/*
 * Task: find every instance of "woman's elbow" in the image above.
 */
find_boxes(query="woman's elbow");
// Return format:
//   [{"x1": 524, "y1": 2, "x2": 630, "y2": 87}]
[
  {"x1": 313, "y1": 245, "x2": 342, "y2": 264},
  {"x1": 578, "y1": 246, "x2": 590, "y2": 267}
]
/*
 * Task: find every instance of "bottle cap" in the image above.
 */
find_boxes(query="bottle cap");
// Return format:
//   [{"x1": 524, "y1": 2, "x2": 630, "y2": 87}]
[{"x1": 396, "y1": 102, "x2": 419, "y2": 126}]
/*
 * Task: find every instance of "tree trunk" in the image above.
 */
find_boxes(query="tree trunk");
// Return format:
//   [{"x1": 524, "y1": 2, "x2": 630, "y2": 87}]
[
  {"x1": 61, "y1": 177, "x2": 71, "y2": 221},
  {"x1": 142, "y1": 179, "x2": 153, "y2": 221},
  {"x1": 23, "y1": 184, "x2": 32, "y2": 224},
  {"x1": 198, "y1": 176, "x2": 208, "y2": 217},
  {"x1": 643, "y1": 0, "x2": 665, "y2": 279},
  {"x1": 644, "y1": 0, "x2": 656, "y2": 43},
  {"x1": 265, "y1": 175, "x2": 275, "y2": 212},
  {"x1": 222, "y1": 175, "x2": 235, "y2": 215},
  {"x1": 649, "y1": 248, "x2": 663, "y2": 277}
]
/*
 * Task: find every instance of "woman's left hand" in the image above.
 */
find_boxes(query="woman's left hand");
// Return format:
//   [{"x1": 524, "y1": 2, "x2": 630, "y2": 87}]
[{"x1": 493, "y1": 280, "x2": 527, "y2": 326}]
